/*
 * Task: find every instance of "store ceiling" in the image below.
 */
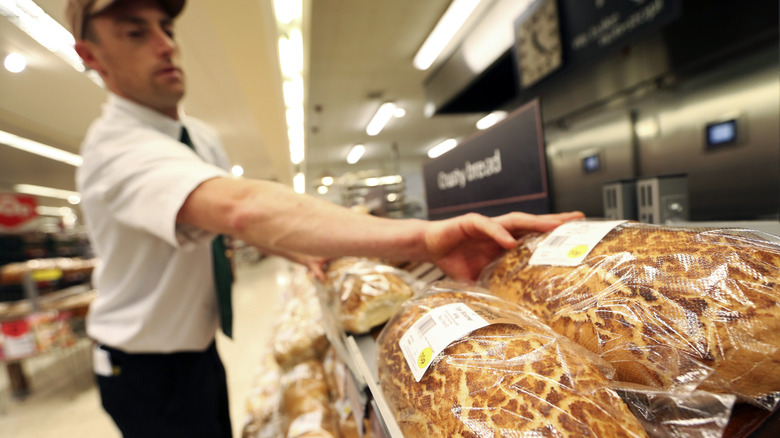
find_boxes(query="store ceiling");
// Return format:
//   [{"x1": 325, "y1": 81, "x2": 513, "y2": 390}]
[{"x1": 0, "y1": 0, "x2": 497, "y2": 210}]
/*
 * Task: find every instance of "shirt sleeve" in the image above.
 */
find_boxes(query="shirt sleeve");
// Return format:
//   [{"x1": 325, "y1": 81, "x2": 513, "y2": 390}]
[{"x1": 80, "y1": 123, "x2": 230, "y2": 248}]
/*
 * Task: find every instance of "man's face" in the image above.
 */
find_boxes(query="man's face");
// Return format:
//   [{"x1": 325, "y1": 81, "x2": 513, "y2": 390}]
[{"x1": 78, "y1": 0, "x2": 185, "y2": 117}]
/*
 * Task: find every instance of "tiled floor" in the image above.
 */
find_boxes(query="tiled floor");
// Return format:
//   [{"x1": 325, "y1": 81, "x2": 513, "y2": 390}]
[{"x1": 0, "y1": 256, "x2": 288, "y2": 437}]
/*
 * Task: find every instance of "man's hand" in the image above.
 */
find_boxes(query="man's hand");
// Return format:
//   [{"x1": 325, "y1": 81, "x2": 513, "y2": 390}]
[{"x1": 424, "y1": 211, "x2": 584, "y2": 282}]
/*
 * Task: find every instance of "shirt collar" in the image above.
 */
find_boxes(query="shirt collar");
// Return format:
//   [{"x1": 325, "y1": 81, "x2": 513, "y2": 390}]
[{"x1": 106, "y1": 93, "x2": 188, "y2": 140}]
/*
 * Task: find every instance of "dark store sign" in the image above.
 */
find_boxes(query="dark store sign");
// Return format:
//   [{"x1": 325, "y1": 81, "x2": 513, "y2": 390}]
[
  {"x1": 0, "y1": 193, "x2": 37, "y2": 228},
  {"x1": 561, "y1": 0, "x2": 680, "y2": 63},
  {"x1": 423, "y1": 100, "x2": 548, "y2": 220}
]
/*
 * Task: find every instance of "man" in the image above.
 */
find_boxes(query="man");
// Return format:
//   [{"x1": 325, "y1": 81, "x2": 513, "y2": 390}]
[{"x1": 67, "y1": 0, "x2": 583, "y2": 436}]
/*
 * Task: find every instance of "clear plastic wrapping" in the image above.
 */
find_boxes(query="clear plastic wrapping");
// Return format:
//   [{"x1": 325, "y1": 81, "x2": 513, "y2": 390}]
[
  {"x1": 273, "y1": 270, "x2": 329, "y2": 369},
  {"x1": 482, "y1": 221, "x2": 780, "y2": 409},
  {"x1": 243, "y1": 346, "x2": 284, "y2": 438},
  {"x1": 376, "y1": 282, "x2": 650, "y2": 437},
  {"x1": 323, "y1": 257, "x2": 421, "y2": 334},
  {"x1": 613, "y1": 383, "x2": 736, "y2": 438},
  {"x1": 323, "y1": 346, "x2": 360, "y2": 438},
  {"x1": 281, "y1": 359, "x2": 339, "y2": 438}
]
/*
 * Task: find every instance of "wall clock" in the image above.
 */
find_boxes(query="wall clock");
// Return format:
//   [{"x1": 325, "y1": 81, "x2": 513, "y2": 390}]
[{"x1": 515, "y1": 0, "x2": 563, "y2": 89}]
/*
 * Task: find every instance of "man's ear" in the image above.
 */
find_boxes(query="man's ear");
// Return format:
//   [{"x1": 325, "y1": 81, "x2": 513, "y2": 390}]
[{"x1": 75, "y1": 40, "x2": 104, "y2": 75}]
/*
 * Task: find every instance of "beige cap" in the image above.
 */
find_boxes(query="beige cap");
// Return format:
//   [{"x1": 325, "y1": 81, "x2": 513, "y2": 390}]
[{"x1": 66, "y1": 0, "x2": 186, "y2": 40}]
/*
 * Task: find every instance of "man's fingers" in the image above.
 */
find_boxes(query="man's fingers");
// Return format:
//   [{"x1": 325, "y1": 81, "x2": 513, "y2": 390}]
[
  {"x1": 493, "y1": 211, "x2": 584, "y2": 235},
  {"x1": 460, "y1": 213, "x2": 517, "y2": 249}
]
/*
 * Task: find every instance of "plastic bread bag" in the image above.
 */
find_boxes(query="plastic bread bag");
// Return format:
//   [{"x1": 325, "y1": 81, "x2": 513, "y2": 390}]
[
  {"x1": 322, "y1": 346, "x2": 360, "y2": 438},
  {"x1": 376, "y1": 281, "x2": 649, "y2": 437},
  {"x1": 323, "y1": 257, "x2": 424, "y2": 334},
  {"x1": 273, "y1": 270, "x2": 330, "y2": 369},
  {"x1": 281, "y1": 359, "x2": 338, "y2": 438},
  {"x1": 612, "y1": 383, "x2": 736, "y2": 438},
  {"x1": 245, "y1": 345, "x2": 283, "y2": 432},
  {"x1": 480, "y1": 220, "x2": 780, "y2": 409}
]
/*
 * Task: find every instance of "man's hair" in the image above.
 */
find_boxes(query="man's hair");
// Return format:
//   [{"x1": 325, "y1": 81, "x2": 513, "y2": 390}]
[{"x1": 82, "y1": 17, "x2": 100, "y2": 43}]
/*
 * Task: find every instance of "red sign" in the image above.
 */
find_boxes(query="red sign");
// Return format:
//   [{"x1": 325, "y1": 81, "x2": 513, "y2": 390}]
[{"x1": 0, "y1": 193, "x2": 37, "y2": 228}]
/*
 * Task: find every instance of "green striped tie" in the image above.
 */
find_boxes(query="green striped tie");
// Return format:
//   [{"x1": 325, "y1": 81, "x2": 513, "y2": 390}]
[{"x1": 180, "y1": 126, "x2": 234, "y2": 338}]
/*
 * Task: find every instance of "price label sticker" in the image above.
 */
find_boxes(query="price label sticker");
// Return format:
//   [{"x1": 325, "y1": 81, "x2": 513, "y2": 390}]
[
  {"x1": 528, "y1": 220, "x2": 627, "y2": 267},
  {"x1": 399, "y1": 303, "x2": 489, "y2": 382},
  {"x1": 31, "y1": 268, "x2": 63, "y2": 282}
]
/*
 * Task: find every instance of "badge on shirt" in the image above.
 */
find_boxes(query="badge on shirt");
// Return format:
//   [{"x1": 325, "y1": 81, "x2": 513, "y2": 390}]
[{"x1": 93, "y1": 345, "x2": 115, "y2": 377}]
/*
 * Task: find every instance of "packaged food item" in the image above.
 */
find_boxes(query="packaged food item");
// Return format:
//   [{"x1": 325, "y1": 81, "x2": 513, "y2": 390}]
[
  {"x1": 376, "y1": 282, "x2": 649, "y2": 437},
  {"x1": 323, "y1": 346, "x2": 359, "y2": 438},
  {"x1": 483, "y1": 221, "x2": 780, "y2": 407},
  {"x1": 273, "y1": 272, "x2": 329, "y2": 369},
  {"x1": 324, "y1": 257, "x2": 419, "y2": 334},
  {"x1": 281, "y1": 360, "x2": 338, "y2": 438},
  {"x1": 245, "y1": 346, "x2": 282, "y2": 433}
]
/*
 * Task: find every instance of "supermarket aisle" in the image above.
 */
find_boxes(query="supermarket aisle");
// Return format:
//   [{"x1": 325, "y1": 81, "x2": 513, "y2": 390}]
[{"x1": 0, "y1": 256, "x2": 288, "y2": 438}]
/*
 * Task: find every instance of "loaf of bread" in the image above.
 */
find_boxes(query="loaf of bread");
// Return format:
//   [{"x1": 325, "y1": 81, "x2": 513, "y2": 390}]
[
  {"x1": 281, "y1": 359, "x2": 338, "y2": 437},
  {"x1": 484, "y1": 221, "x2": 780, "y2": 405},
  {"x1": 324, "y1": 257, "x2": 417, "y2": 334},
  {"x1": 0, "y1": 257, "x2": 97, "y2": 285},
  {"x1": 273, "y1": 272, "x2": 329, "y2": 370},
  {"x1": 376, "y1": 284, "x2": 648, "y2": 437},
  {"x1": 245, "y1": 346, "x2": 282, "y2": 430}
]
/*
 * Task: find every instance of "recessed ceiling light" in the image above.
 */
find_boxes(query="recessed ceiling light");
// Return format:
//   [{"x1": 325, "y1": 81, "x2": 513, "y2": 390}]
[{"x1": 4, "y1": 53, "x2": 27, "y2": 73}]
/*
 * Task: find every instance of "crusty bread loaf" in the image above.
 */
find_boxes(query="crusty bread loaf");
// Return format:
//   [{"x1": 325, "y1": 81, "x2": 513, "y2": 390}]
[
  {"x1": 377, "y1": 285, "x2": 648, "y2": 437},
  {"x1": 485, "y1": 222, "x2": 780, "y2": 404},
  {"x1": 324, "y1": 257, "x2": 416, "y2": 334}
]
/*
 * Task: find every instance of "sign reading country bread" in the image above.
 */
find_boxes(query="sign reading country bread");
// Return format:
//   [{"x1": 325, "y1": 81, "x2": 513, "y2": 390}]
[
  {"x1": 423, "y1": 100, "x2": 550, "y2": 220},
  {"x1": 0, "y1": 193, "x2": 37, "y2": 229}
]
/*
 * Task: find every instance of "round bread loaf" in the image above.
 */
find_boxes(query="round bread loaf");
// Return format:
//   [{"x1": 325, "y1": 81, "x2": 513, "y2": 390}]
[
  {"x1": 324, "y1": 257, "x2": 416, "y2": 334},
  {"x1": 377, "y1": 286, "x2": 648, "y2": 437},
  {"x1": 485, "y1": 222, "x2": 780, "y2": 404}
]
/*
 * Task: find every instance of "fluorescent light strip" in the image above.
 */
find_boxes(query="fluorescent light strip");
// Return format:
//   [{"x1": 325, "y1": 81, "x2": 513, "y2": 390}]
[
  {"x1": 289, "y1": 125, "x2": 305, "y2": 165},
  {"x1": 36, "y1": 206, "x2": 72, "y2": 217},
  {"x1": 15, "y1": 184, "x2": 81, "y2": 204},
  {"x1": 346, "y1": 144, "x2": 365, "y2": 164},
  {"x1": 428, "y1": 138, "x2": 458, "y2": 158},
  {"x1": 0, "y1": 0, "x2": 102, "y2": 86},
  {"x1": 413, "y1": 0, "x2": 483, "y2": 70},
  {"x1": 274, "y1": 0, "x2": 301, "y2": 24},
  {"x1": 476, "y1": 111, "x2": 507, "y2": 130},
  {"x1": 364, "y1": 175, "x2": 402, "y2": 187},
  {"x1": 293, "y1": 172, "x2": 305, "y2": 194},
  {"x1": 366, "y1": 102, "x2": 397, "y2": 136},
  {"x1": 0, "y1": 129, "x2": 82, "y2": 166}
]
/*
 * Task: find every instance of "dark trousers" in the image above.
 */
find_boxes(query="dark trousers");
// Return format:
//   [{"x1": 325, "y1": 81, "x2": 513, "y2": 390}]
[{"x1": 95, "y1": 341, "x2": 232, "y2": 438}]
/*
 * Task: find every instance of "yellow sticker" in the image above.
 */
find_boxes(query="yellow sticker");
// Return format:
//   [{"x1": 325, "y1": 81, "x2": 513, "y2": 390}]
[
  {"x1": 567, "y1": 245, "x2": 589, "y2": 259},
  {"x1": 418, "y1": 347, "x2": 433, "y2": 369},
  {"x1": 31, "y1": 268, "x2": 63, "y2": 282}
]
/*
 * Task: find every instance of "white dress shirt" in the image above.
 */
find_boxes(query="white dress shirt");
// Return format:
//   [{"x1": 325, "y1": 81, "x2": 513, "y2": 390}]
[{"x1": 77, "y1": 93, "x2": 231, "y2": 353}]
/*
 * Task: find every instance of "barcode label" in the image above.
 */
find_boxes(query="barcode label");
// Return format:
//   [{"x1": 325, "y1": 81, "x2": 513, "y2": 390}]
[
  {"x1": 545, "y1": 235, "x2": 569, "y2": 246},
  {"x1": 529, "y1": 220, "x2": 626, "y2": 267},
  {"x1": 399, "y1": 303, "x2": 489, "y2": 382},
  {"x1": 417, "y1": 315, "x2": 435, "y2": 336}
]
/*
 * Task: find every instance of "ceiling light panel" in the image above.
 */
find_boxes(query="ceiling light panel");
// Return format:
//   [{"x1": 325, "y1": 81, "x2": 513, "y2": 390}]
[
  {"x1": 413, "y1": 0, "x2": 483, "y2": 71},
  {"x1": 0, "y1": 129, "x2": 82, "y2": 166},
  {"x1": 366, "y1": 102, "x2": 397, "y2": 136}
]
